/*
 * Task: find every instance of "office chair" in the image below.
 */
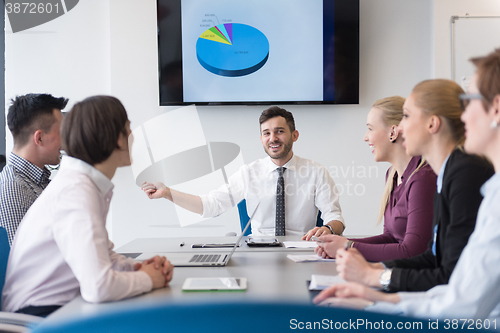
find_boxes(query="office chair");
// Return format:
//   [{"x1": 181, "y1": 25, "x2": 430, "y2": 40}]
[
  {"x1": 237, "y1": 199, "x2": 251, "y2": 236},
  {"x1": 238, "y1": 199, "x2": 324, "y2": 235},
  {"x1": 31, "y1": 300, "x2": 436, "y2": 333},
  {"x1": 0, "y1": 227, "x2": 44, "y2": 332}
]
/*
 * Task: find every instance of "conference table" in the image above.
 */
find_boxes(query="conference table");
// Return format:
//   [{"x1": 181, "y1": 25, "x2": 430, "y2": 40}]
[{"x1": 44, "y1": 236, "x2": 338, "y2": 324}]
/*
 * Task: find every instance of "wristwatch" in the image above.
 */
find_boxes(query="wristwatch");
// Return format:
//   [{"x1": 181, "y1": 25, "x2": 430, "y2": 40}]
[
  {"x1": 379, "y1": 268, "x2": 393, "y2": 292},
  {"x1": 322, "y1": 224, "x2": 336, "y2": 235}
]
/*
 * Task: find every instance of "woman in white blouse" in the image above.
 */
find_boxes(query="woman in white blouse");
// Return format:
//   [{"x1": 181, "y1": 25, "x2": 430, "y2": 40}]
[
  {"x1": 313, "y1": 48, "x2": 500, "y2": 320},
  {"x1": 2, "y1": 96, "x2": 174, "y2": 317}
]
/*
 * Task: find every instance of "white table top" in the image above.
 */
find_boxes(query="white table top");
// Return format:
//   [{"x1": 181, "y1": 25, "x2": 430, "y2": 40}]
[
  {"x1": 115, "y1": 235, "x2": 318, "y2": 256},
  {"x1": 45, "y1": 237, "x2": 337, "y2": 325}
]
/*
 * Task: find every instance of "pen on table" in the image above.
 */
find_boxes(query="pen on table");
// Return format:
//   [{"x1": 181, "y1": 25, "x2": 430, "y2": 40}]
[
  {"x1": 180, "y1": 242, "x2": 185, "y2": 247},
  {"x1": 311, "y1": 235, "x2": 325, "y2": 243}
]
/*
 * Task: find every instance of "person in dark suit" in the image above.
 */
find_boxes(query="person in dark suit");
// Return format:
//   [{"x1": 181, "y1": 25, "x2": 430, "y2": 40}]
[
  {"x1": 313, "y1": 48, "x2": 500, "y2": 321},
  {"x1": 325, "y1": 79, "x2": 494, "y2": 293},
  {"x1": 315, "y1": 96, "x2": 437, "y2": 262},
  {"x1": 381, "y1": 148, "x2": 492, "y2": 291}
]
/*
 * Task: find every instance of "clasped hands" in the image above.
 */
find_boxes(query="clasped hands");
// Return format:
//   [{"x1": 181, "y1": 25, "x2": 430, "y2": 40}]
[
  {"x1": 313, "y1": 234, "x2": 349, "y2": 258},
  {"x1": 134, "y1": 255, "x2": 174, "y2": 289}
]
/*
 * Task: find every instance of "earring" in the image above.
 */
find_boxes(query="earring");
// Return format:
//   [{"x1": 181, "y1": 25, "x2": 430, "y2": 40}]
[
  {"x1": 390, "y1": 138, "x2": 396, "y2": 143},
  {"x1": 490, "y1": 121, "x2": 498, "y2": 129}
]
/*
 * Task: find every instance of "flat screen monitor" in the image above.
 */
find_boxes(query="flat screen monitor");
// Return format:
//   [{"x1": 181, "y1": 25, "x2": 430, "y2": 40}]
[{"x1": 157, "y1": 0, "x2": 359, "y2": 105}]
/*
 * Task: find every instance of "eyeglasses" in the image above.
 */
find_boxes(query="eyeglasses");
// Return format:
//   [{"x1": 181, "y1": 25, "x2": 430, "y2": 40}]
[{"x1": 459, "y1": 93, "x2": 483, "y2": 111}]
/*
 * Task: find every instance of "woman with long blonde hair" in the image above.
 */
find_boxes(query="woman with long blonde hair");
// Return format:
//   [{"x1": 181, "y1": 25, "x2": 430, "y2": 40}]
[
  {"x1": 313, "y1": 48, "x2": 500, "y2": 321},
  {"x1": 316, "y1": 97, "x2": 436, "y2": 262},
  {"x1": 320, "y1": 78, "x2": 493, "y2": 294}
]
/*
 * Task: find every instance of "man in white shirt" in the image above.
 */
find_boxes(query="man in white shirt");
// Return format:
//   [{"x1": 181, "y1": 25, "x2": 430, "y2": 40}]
[
  {"x1": 142, "y1": 106, "x2": 344, "y2": 237},
  {"x1": 2, "y1": 96, "x2": 173, "y2": 317}
]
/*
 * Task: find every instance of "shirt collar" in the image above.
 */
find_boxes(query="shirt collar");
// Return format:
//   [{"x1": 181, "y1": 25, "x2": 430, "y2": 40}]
[
  {"x1": 8, "y1": 152, "x2": 51, "y2": 186},
  {"x1": 437, "y1": 153, "x2": 451, "y2": 193},
  {"x1": 400, "y1": 156, "x2": 422, "y2": 183},
  {"x1": 265, "y1": 154, "x2": 297, "y2": 173},
  {"x1": 60, "y1": 156, "x2": 114, "y2": 195},
  {"x1": 480, "y1": 172, "x2": 499, "y2": 197}
]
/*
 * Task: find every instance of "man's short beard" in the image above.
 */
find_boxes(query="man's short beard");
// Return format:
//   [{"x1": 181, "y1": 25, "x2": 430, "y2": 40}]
[{"x1": 266, "y1": 140, "x2": 293, "y2": 160}]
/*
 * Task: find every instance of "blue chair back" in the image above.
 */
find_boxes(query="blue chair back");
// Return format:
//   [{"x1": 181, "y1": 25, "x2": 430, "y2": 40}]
[
  {"x1": 239, "y1": 200, "x2": 323, "y2": 235},
  {"x1": 237, "y1": 199, "x2": 251, "y2": 236},
  {"x1": 0, "y1": 227, "x2": 10, "y2": 309},
  {"x1": 31, "y1": 300, "x2": 435, "y2": 333}
]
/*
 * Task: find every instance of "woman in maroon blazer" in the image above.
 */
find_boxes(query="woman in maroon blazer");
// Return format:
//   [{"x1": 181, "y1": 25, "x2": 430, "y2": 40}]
[
  {"x1": 319, "y1": 79, "x2": 493, "y2": 293},
  {"x1": 315, "y1": 96, "x2": 437, "y2": 262}
]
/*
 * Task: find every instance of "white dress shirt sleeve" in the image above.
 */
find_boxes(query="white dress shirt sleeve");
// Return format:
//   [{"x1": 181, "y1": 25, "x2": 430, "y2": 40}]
[
  {"x1": 200, "y1": 166, "x2": 247, "y2": 218},
  {"x1": 314, "y1": 165, "x2": 344, "y2": 226},
  {"x1": 370, "y1": 188, "x2": 500, "y2": 320},
  {"x1": 108, "y1": 240, "x2": 139, "y2": 271},
  {"x1": 393, "y1": 209, "x2": 500, "y2": 320},
  {"x1": 52, "y1": 183, "x2": 152, "y2": 303}
]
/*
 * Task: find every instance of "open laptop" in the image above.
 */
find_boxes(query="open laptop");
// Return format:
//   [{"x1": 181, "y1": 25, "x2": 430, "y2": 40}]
[{"x1": 135, "y1": 203, "x2": 259, "y2": 267}]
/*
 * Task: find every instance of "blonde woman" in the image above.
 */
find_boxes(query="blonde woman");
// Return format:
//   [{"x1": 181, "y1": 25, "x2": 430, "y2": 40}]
[
  {"x1": 315, "y1": 97, "x2": 436, "y2": 262},
  {"x1": 316, "y1": 78, "x2": 493, "y2": 296},
  {"x1": 313, "y1": 49, "x2": 500, "y2": 321}
]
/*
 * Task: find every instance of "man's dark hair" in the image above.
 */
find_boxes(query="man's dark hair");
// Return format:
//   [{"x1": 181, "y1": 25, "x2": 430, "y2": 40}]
[
  {"x1": 61, "y1": 95, "x2": 129, "y2": 166},
  {"x1": 259, "y1": 106, "x2": 296, "y2": 132},
  {"x1": 7, "y1": 93, "x2": 68, "y2": 148}
]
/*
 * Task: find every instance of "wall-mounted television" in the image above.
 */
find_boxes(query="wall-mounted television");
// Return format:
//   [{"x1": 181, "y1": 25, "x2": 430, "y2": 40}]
[{"x1": 157, "y1": 0, "x2": 359, "y2": 105}]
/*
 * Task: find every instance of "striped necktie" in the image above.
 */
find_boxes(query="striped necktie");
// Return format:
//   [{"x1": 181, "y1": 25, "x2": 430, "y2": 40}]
[{"x1": 275, "y1": 167, "x2": 286, "y2": 236}]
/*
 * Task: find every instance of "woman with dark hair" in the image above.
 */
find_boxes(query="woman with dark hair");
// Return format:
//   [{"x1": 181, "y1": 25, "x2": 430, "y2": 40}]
[{"x1": 1, "y1": 96, "x2": 174, "y2": 317}]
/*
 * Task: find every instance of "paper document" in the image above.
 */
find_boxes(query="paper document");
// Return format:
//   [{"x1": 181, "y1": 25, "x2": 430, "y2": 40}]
[
  {"x1": 283, "y1": 241, "x2": 318, "y2": 248},
  {"x1": 287, "y1": 254, "x2": 336, "y2": 263},
  {"x1": 309, "y1": 274, "x2": 346, "y2": 290}
]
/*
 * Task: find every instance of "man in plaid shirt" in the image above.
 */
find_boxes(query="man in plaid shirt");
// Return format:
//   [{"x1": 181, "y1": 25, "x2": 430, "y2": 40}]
[{"x1": 0, "y1": 94, "x2": 68, "y2": 245}]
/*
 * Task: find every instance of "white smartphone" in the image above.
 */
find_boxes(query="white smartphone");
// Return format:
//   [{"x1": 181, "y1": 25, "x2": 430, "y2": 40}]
[{"x1": 182, "y1": 277, "x2": 247, "y2": 292}]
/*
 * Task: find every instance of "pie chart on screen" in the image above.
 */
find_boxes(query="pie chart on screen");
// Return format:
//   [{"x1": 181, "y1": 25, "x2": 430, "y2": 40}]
[{"x1": 196, "y1": 23, "x2": 269, "y2": 77}]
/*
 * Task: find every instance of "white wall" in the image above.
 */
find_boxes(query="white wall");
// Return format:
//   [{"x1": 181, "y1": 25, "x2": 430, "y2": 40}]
[
  {"x1": 4, "y1": 0, "x2": 111, "y2": 152},
  {"x1": 6, "y1": 0, "x2": 436, "y2": 248},
  {"x1": 433, "y1": 0, "x2": 500, "y2": 79},
  {"x1": 106, "y1": 0, "x2": 433, "y2": 247}
]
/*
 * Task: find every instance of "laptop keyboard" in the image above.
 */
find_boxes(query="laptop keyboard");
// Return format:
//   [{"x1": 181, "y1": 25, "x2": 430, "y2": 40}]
[{"x1": 190, "y1": 254, "x2": 221, "y2": 263}]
